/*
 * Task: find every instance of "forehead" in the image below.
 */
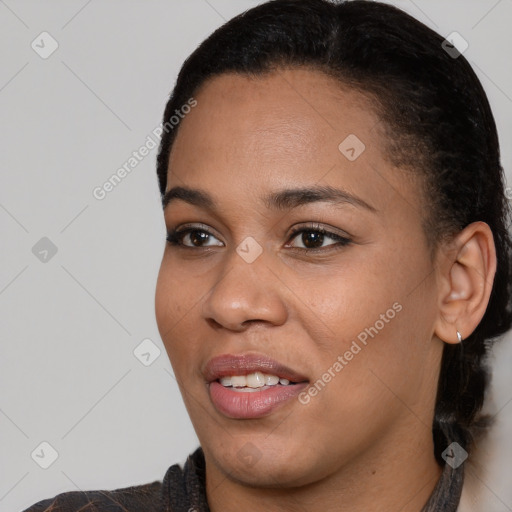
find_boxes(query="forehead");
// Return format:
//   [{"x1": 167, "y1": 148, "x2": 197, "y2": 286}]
[
  {"x1": 172, "y1": 67, "x2": 380, "y2": 159},
  {"x1": 167, "y1": 68, "x2": 421, "y2": 221}
]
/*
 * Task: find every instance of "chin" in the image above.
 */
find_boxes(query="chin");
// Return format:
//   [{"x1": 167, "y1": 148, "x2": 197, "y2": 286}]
[
  {"x1": 206, "y1": 438, "x2": 329, "y2": 488},
  {"x1": 225, "y1": 457, "x2": 309, "y2": 488}
]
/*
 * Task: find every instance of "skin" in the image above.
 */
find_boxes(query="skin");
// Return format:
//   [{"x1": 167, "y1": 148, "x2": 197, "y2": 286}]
[{"x1": 154, "y1": 68, "x2": 496, "y2": 512}]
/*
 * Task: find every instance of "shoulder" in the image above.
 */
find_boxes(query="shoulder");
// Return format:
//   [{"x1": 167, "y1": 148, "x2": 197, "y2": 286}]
[
  {"x1": 21, "y1": 480, "x2": 163, "y2": 512},
  {"x1": 22, "y1": 447, "x2": 207, "y2": 512}
]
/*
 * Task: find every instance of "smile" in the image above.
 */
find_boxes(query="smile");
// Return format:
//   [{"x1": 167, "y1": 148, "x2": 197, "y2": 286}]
[
  {"x1": 219, "y1": 372, "x2": 294, "y2": 389},
  {"x1": 204, "y1": 354, "x2": 309, "y2": 419}
]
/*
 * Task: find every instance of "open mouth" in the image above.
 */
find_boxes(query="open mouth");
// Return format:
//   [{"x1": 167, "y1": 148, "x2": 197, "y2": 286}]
[
  {"x1": 217, "y1": 371, "x2": 300, "y2": 392},
  {"x1": 204, "y1": 353, "x2": 309, "y2": 418}
]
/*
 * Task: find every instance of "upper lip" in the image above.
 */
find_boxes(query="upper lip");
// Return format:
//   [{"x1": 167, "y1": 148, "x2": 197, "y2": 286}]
[{"x1": 203, "y1": 353, "x2": 309, "y2": 383}]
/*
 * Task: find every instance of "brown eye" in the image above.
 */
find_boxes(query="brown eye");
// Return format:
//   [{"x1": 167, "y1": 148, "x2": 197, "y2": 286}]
[
  {"x1": 299, "y1": 230, "x2": 325, "y2": 249},
  {"x1": 288, "y1": 227, "x2": 351, "y2": 251},
  {"x1": 166, "y1": 227, "x2": 223, "y2": 248}
]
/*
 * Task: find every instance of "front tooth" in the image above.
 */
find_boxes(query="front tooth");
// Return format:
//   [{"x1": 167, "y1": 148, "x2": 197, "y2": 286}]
[
  {"x1": 219, "y1": 376, "x2": 232, "y2": 387},
  {"x1": 279, "y1": 378, "x2": 290, "y2": 385},
  {"x1": 246, "y1": 372, "x2": 266, "y2": 388},
  {"x1": 265, "y1": 374, "x2": 279, "y2": 386},
  {"x1": 231, "y1": 375, "x2": 247, "y2": 387}
]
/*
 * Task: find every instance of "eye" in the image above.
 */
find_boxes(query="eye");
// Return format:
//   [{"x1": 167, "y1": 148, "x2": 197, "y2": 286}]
[
  {"x1": 287, "y1": 224, "x2": 351, "y2": 251},
  {"x1": 166, "y1": 225, "x2": 223, "y2": 248},
  {"x1": 166, "y1": 223, "x2": 351, "y2": 252}
]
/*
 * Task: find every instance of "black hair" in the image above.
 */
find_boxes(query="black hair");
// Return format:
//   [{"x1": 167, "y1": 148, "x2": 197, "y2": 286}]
[{"x1": 156, "y1": 0, "x2": 512, "y2": 507}]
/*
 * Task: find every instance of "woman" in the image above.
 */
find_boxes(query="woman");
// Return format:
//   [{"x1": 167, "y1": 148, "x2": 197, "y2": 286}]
[{"x1": 23, "y1": 0, "x2": 512, "y2": 510}]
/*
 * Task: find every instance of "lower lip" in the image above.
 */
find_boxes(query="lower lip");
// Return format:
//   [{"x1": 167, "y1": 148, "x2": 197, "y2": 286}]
[{"x1": 209, "y1": 381, "x2": 308, "y2": 419}]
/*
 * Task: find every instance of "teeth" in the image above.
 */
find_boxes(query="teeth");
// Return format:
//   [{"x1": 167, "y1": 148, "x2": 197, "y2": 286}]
[
  {"x1": 219, "y1": 376, "x2": 232, "y2": 387},
  {"x1": 246, "y1": 371, "x2": 266, "y2": 388},
  {"x1": 231, "y1": 375, "x2": 247, "y2": 388},
  {"x1": 219, "y1": 372, "x2": 293, "y2": 388},
  {"x1": 265, "y1": 375, "x2": 279, "y2": 386}
]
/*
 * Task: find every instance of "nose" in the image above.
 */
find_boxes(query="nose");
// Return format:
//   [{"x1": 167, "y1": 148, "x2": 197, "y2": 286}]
[{"x1": 201, "y1": 245, "x2": 288, "y2": 332}]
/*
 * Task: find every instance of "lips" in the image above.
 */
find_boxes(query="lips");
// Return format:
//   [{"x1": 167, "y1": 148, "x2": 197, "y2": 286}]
[
  {"x1": 203, "y1": 353, "x2": 309, "y2": 419},
  {"x1": 204, "y1": 353, "x2": 308, "y2": 383}
]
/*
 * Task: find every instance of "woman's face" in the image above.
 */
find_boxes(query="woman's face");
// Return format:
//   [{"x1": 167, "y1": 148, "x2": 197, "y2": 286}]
[{"x1": 155, "y1": 68, "x2": 444, "y2": 487}]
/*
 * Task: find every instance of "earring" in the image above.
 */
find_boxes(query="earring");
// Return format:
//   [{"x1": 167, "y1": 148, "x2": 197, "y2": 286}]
[{"x1": 456, "y1": 330, "x2": 462, "y2": 343}]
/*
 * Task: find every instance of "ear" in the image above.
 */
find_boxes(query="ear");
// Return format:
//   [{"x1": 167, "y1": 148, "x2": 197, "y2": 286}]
[{"x1": 434, "y1": 221, "x2": 497, "y2": 344}]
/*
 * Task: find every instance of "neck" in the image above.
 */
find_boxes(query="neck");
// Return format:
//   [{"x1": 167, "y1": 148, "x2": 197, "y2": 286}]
[{"x1": 205, "y1": 422, "x2": 442, "y2": 512}]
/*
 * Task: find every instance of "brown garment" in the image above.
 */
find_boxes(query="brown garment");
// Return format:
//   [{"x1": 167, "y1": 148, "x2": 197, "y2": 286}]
[
  {"x1": 22, "y1": 447, "x2": 462, "y2": 511},
  {"x1": 22, "y1": 447, "x2": 209, "y2": 512}
]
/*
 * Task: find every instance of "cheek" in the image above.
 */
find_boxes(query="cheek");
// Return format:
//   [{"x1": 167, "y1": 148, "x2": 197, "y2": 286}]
[
  {"x1": 155, "y1": 254, "x2": 207, "y2": 322},
  {"x1": 155, "y1": 267, "x2": 175, "y2": 335},
  {"x1": 300, "y1": 242, "x2": 433, "y2": 380},
  {"x1": 155, "y1": 260, "x2": 198, "y2": 363},
  {"x1": 296, "y1": 255, "x2": 398, "y2": 343},
  {"x1": 309, "y1": 277, "x2": 435, "y2": 423}
]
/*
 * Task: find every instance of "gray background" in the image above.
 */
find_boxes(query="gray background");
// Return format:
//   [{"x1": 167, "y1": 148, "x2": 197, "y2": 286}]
[{"x1": 1, "y1": 1, "x2": 511, "y2": 511}]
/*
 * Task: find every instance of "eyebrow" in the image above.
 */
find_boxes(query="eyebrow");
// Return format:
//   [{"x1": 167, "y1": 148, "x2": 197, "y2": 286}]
[{"x1": 162, "y1": 185, "x2": 377, "y2": 213}]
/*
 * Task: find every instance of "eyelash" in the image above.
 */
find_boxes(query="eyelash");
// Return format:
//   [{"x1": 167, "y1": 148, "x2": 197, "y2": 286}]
[{"x1": 165, "y1": 223, "x2": 351, "y2": 253}]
